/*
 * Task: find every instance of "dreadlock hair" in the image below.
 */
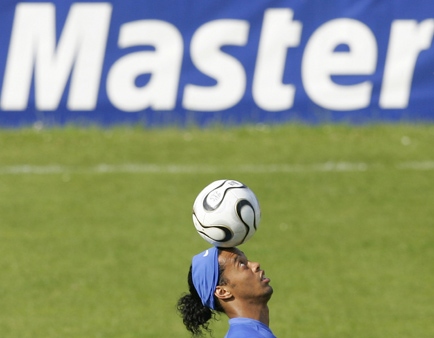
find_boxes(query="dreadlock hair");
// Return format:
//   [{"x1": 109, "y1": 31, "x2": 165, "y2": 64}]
[{"x1": 177, "y1": 250, "x2": 228, "y2": 337}]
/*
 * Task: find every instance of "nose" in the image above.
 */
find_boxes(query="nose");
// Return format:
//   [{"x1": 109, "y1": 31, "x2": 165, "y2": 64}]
[{"x1": 249, "y1": 261, "x2": 261, "y2": 271}]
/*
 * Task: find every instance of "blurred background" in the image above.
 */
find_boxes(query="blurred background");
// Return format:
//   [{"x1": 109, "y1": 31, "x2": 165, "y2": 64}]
[{"x1": 1, "y1": 1, "x2": 434, "y2": 337}]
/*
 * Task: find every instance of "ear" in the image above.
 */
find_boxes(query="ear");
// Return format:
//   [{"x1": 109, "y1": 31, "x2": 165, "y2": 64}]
[{"x1": 214, "y1": 285, "x2": 233, "y2": 300}]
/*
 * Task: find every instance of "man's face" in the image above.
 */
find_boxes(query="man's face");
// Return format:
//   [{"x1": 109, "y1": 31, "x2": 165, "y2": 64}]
[{"x1": 217, "y1": 248, "x2": 273, "y2": 304}]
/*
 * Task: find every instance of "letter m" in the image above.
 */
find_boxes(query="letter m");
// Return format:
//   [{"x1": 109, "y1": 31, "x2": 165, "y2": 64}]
[{"x1": 0, "y1": 3, "x2": 112, "y2": 111}]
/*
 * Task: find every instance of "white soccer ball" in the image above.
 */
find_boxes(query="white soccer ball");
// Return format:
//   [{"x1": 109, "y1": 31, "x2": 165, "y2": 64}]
[{"x1": 192, "y1": 179, "x2": 261, "y2": 248}]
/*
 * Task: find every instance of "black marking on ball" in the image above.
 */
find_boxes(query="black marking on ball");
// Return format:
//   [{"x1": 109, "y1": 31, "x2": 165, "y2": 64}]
[
  {"x1": 203, "y1": 180, "x2": 246, "y2": 211},
  {"x1": 236, "y1": 199, "x2": 256, "y2": 244},
  {"x1": 193, "y1": 211, "x2": 234, "y2": 242}
]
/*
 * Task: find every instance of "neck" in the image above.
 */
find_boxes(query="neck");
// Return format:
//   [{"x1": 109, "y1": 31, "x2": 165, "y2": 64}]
[{"x1": 225, "y1": 301, "x2": 270, "y2": 327}]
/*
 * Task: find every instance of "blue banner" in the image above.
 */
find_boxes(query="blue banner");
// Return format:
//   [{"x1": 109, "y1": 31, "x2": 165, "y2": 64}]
[{"x1": 0, "y1": 0, "x2": 434, "y2": 127}]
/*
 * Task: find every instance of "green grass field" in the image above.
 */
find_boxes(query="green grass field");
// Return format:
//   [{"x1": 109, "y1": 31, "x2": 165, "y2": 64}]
[{"x1": 1, "y1": 124, "x2": 433, "y2": 338}]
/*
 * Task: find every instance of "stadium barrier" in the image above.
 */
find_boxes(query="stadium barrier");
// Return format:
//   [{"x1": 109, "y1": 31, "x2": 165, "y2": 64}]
[{"x1": 0, "y1": 0, "x2": 433, "y2": 127}]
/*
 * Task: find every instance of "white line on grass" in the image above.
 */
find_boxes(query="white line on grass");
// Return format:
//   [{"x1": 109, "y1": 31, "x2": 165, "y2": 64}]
[
  {"x1": 0, "y1": 161, "x2": 433, "y2": 175},
  {"x1": 396, "y1": 161, "x2": 434, "y2": 170}
]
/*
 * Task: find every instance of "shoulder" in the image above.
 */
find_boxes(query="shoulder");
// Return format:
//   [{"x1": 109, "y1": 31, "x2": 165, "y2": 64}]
[
  {"x1": 225, "y1": 324, "x2": 261, "y2": 338},
  {"x1": 225, "y1": 318, "x2": 277, "y2": 338}
]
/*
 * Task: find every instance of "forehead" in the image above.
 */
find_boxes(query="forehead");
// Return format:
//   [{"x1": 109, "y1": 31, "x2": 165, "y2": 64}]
[{"x1": 218, "y1": 248, "x2": 247, "y2": 266}]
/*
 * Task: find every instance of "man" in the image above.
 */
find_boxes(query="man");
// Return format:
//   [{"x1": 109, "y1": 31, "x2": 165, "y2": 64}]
[{"x1": 177, "y1": 246, "x2": 276, "y2": 337}]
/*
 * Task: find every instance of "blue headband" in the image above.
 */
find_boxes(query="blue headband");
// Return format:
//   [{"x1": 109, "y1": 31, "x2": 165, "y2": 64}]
[{"x1": 192, "y1": 247, "x2": 219, "y2": 310}]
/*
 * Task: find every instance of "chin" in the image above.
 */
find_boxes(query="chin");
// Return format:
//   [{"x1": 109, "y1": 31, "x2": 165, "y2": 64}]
[{"x1": 263, "y1": 285, "x2": 274, "y2": 300}]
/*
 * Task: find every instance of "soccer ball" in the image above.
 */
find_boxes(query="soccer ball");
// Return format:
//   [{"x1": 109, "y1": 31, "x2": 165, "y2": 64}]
[{"x1": 192, "y1": 179, "x2": 261, "y2": 248}]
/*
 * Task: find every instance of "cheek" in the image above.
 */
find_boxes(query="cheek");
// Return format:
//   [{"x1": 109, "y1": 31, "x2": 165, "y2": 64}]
[
  {"x1": 226, "y1": 271, "x2": 245, "y2": 287},
  {"x1": 235, "y1": 272, "x2": 256, "y2": 287}
]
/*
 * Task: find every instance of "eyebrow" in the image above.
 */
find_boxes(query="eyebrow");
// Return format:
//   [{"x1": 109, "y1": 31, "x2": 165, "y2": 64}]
[
  {"x1": 233, "y1": 254, "x2": 241, "y2": 265},
  {"x1": 233, "y1": 253, "x2": 247, "y2": 266}
]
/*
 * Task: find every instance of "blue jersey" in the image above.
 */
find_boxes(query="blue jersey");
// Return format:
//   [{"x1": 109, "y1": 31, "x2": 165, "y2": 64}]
[{"x1": 224, "y1": 318, "x2": 277, "y2": 338}]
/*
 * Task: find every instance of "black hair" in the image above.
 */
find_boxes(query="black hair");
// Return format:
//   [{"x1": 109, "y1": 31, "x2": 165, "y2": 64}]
[{"x1": 177, "y1": 250, "x2": 228, "y2": 337}]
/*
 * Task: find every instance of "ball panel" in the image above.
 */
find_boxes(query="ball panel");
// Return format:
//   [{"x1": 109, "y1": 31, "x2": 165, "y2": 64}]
[
  {"x1": 237, "y1": 199, "x2": 256, "y2": 230},
  {"x1": 204, "y1": 180, "x2": 245, "y2": 211},
  {"x1": 193, "y1": 212, "x2": 234, "y2": 243}
]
